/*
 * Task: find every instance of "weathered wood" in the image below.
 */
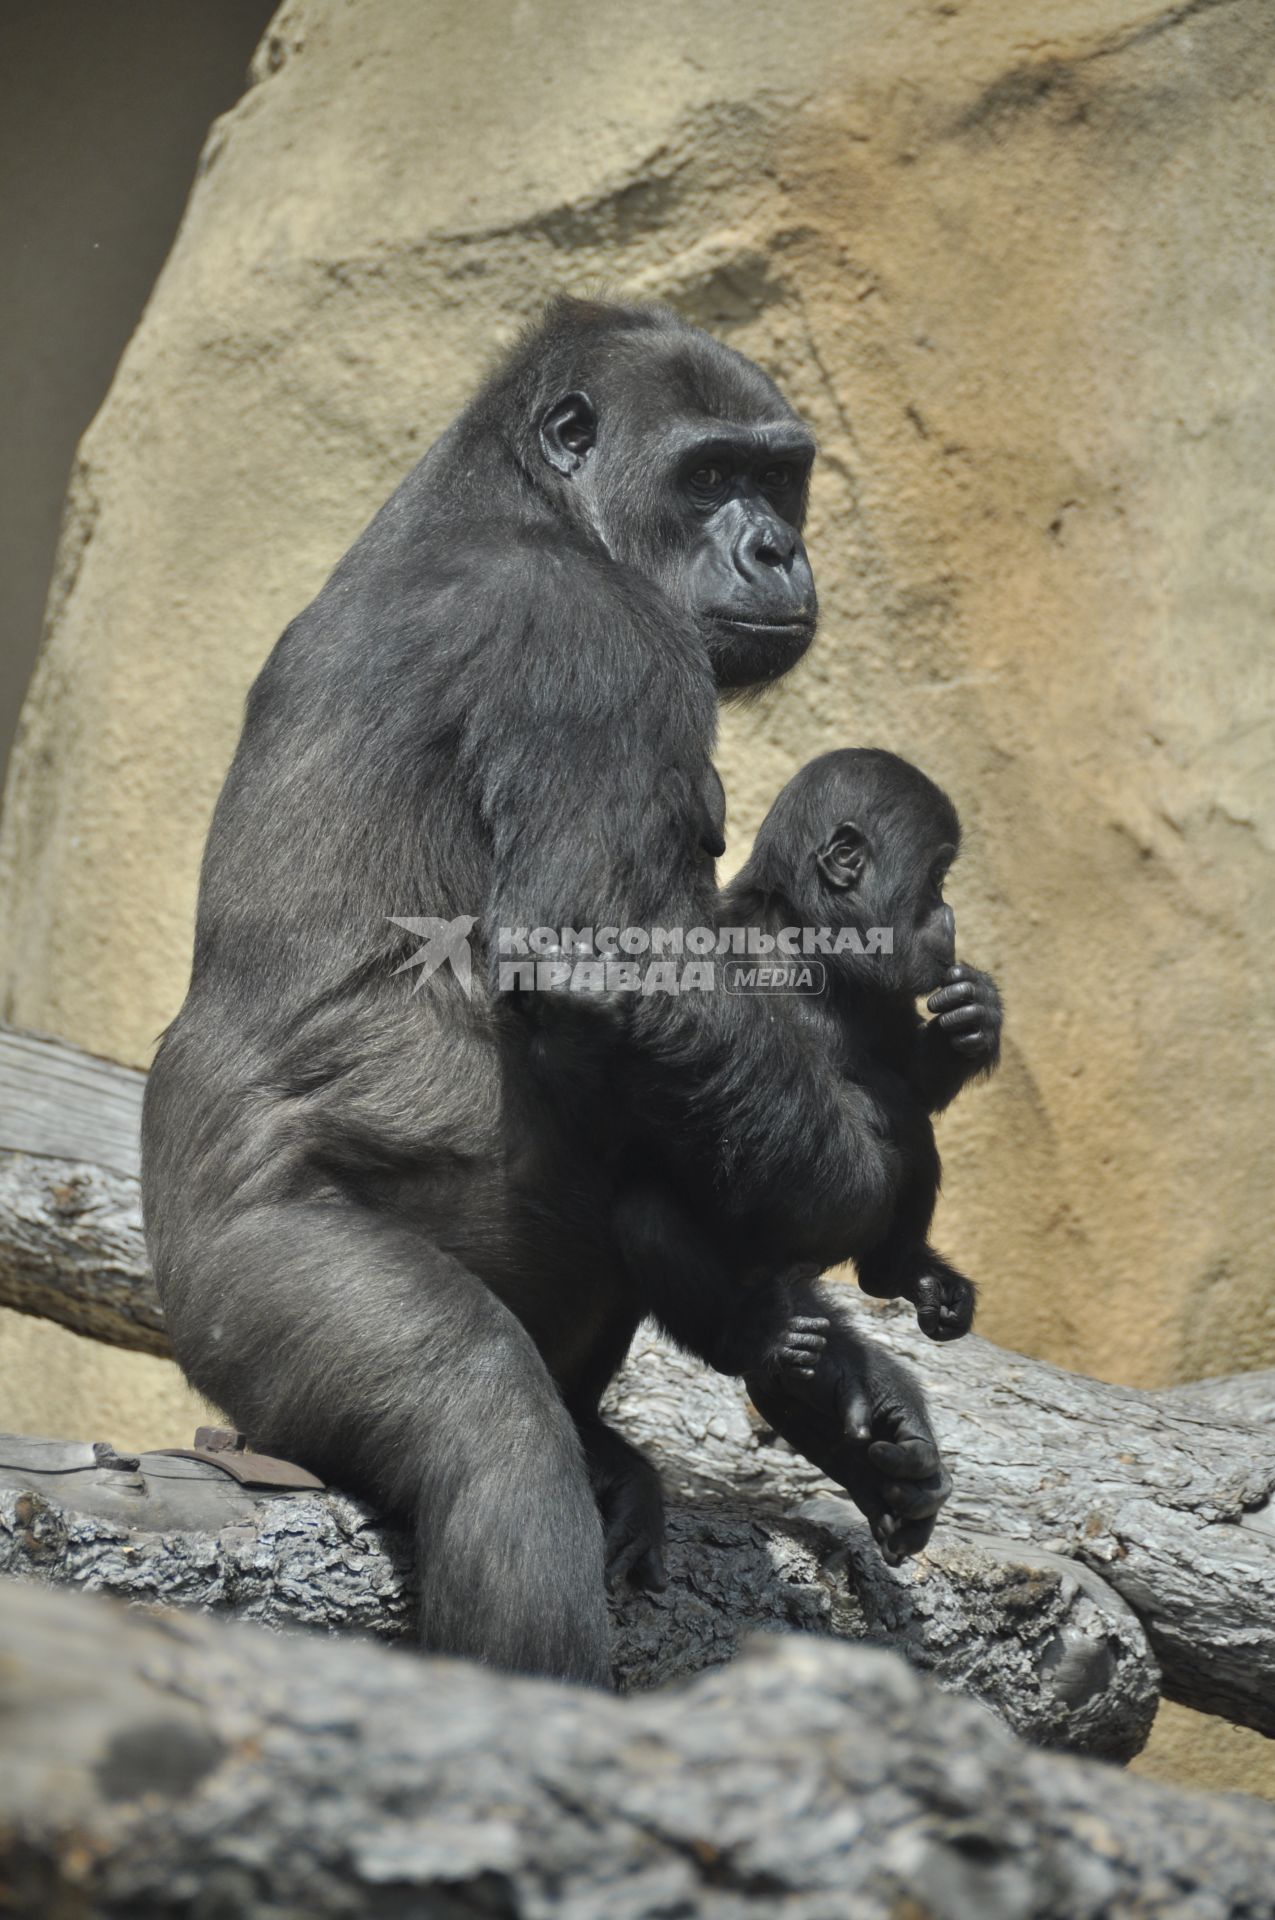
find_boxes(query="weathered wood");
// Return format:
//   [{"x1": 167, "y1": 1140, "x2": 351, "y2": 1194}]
[
  {"x1": 0, "y1": 1025, "x2": 163, "y2": 1353},
  {"x1": 0, "y1": 1025, "x2": 144, "y2": 1179},
  {"x1": 2, "y1": 1580, "x2": 1273, "y2": 1920},
  {"x1": 1163, "y1": 1367, "x2": 1275, "y2": 1425},
  {"x1": 612, "y1": 1314, "x2": 1275, "y2": 1740},
  {"x1": 2, "y1": 1022, "x2": 1272, "y2": 1741},
  {"x1": 0, "y1": 1432, "x2": 1158, "y2": 1760},
  {"x1": 0, "y1": 1151, "x2": 166, "y2": 1354}
]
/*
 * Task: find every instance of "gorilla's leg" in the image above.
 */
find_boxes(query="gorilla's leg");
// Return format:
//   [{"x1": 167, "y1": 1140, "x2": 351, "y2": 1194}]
[
  {"x1": 157, "y1": 1203, "x2": 610, "y2": 1685},
  {"x1": 575, "y1": 1411, "x2": 668, "y2": 1594}
]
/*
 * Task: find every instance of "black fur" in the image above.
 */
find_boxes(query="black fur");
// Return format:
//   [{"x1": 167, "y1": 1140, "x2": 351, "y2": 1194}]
[
  {"x1": 616, "y1": 749, "x2": 1003, "y2": 1402},
  {"x1": 142, "y1": 300, "x2": 949, "y2": 1682}
]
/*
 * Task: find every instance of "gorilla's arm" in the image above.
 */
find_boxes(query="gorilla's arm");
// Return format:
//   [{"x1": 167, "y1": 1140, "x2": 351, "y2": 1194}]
[
  {"x1": 611, "y1": 1177, "x2": 828, "y2": 1384},
  {"x1": 466, "y1": 566, "x2": 899, "y2": 1253}
]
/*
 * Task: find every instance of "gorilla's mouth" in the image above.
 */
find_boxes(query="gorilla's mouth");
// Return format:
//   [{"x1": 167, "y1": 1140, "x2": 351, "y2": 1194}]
[{"x1": 709, "y1": 613, "x2": 814, "y2": 636}]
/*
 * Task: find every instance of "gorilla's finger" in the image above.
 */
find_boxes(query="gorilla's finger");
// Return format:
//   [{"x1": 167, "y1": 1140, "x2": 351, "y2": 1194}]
[
  {"x1": 867, "y1": 1437, "x2": 942, "y2": 1479},
  {"x1": 949, "y1": 1031, "x2": 991, "y2": 1055},
  {"x1": 879, "y1": 1515, "x2": 937, "y2": 1561},
  {"x1": 927, "y1": 980, "x2": 978, "y2": 1012},
  {"x1": 913, "y1": 1274, "x2": 943, "y2": 1338},
  {"x1": 606, "y1": 1532, "x2": 658, "y2": 1591},
  {"x1": 936, "y1": 1003, "x2": 986, "y2": 1031},
  {"x1": 884, "y1": 1477, "x2": 949, "y2": 1520}
]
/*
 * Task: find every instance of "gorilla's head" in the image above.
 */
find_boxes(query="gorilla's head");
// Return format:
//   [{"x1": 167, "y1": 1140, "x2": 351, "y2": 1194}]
[{"x1": 479, "y1": 297, "x2": 820, "y2": 692}]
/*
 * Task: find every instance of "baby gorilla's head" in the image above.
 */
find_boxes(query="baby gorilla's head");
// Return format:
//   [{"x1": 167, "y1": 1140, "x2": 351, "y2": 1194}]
[{"x1": 737, "y1": 747, "x2": 962, "y2": 997}]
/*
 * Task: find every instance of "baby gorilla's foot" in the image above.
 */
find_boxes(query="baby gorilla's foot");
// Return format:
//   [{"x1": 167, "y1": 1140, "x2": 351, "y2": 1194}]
[
  {"x1": 908, "y1": 1256, "x2": 976, "y2": 1343},
  {"x1": 770, "y1": 1313, "x2": 831, "y2": 1388},
  {"x1": 859, "y1": 1246, "x2": 976, "y2": 1343}
]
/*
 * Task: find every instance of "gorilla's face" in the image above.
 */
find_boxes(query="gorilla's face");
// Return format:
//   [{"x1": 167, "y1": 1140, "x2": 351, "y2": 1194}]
[
  {"x1": 665, "y1": 435, "x2": 818, "y2": 690},
  {"x1": 739, "y1": 749, "x2": 965, "y2": 1001},
  {"x1": 538, "y1": 348, "x2": 819, "y2": 693}
]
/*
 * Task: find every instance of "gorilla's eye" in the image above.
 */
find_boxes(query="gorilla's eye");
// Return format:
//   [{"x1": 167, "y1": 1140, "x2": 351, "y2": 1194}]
[
  {"x1": 760, "y1": 464, "x2": 792, "y2": 493},
  {"x1": 688, "y1": 463, "x2": 728, "y2": 497}
]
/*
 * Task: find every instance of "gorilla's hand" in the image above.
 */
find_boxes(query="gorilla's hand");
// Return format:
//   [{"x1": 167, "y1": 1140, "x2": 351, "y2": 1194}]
[
  {"x1": 926, "y1": 964, "x2": 1002, "y2": 1068},
  {"x1": 745, "y1": 1329, "x2": 950, "y2": 1564},
  {"x1": 768, "y1": 1310, "x2": 831, "y2": 1386}
]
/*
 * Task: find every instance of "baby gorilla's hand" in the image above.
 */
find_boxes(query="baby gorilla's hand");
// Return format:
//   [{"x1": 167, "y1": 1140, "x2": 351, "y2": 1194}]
[
  {"x1": 756, "y1": 1264, "x2": 833, "y2": 1404},
  {"x1": 926, "y1": 964, "x2": 1002, "y2": 1067}
]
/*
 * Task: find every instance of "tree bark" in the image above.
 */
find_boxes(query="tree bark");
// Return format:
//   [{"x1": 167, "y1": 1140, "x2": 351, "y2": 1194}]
[
  {"x1": 3, "y1": 1025, "x2": 1273, "y2": 1740},
  {"x1": 2, "y1": 1579, "x2": 1273, "y2": 1920},
  {"x1": 0, "y1": 1430, "x2": 1158, "y2": 1761},
  {"x1": 0, "y1": 1026, "x2": 163, "y2": 1354},
  {"x1": 742, "y1": 1307, "x2": 1275, "y2": 1739},
  {"x1": 0, "y1": 1150, "x2": 164, "y2": 1354}
]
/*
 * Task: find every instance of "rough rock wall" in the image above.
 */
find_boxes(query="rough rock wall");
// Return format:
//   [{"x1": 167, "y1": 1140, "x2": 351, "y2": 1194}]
[{"x1": 2, "y1": 0, "x2": 1274, "y2": 1395}]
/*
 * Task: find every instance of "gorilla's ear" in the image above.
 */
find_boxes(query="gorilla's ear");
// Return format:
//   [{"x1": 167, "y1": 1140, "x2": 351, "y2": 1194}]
[
  {"x1": 540, "y1": 392, "x2": 597, "y2": 474},
  {"x1": 816, "y1": 821, "x2": 867, "y2": 891}
]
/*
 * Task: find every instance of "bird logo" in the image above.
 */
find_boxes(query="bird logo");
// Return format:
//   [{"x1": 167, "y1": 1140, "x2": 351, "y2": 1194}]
[{"x1": 389, "y1": 915, "x2": 478, "y2": 996}]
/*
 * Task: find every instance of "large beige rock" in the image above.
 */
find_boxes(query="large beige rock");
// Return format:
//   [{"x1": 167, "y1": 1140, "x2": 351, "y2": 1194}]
[{"x1": 3, "y1": 4, "x2": 1274, "y2": 1395}]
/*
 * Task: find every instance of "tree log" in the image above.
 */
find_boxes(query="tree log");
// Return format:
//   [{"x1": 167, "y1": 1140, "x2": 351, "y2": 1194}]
[
  {"x1": 1163, "y1": 1368, "x2": 1275, "y2": 1425},
  {"x1": 0, "y1": 1150, "x2": 164, "y2": 1355},
  {"x1": 3, "y1": 1025, "x2": 1272, "y2": 1740},
  {"x1": 748, "y1": 1308, "x2": 1275, "y2": 1739},
  {"x1": 2, "y1": 1579, "x2": 1273, "y2": 1920},
  {"x1": 0, "y1": 1027, "x2": 163, "y2": 1355},
  {"x1": 0, "y1": 1431, "x2": 1157, "y2": 1761}
]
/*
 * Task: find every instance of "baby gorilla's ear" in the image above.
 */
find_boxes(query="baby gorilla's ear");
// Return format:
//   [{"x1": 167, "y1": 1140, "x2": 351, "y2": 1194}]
[{"x1": 815, "y1": 820, "x2": 868, "y2": 891}]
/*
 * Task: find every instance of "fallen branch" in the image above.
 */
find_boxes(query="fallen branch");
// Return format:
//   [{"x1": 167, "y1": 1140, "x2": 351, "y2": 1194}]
[
  {"x1": 0, "y1": 1027, "x2": 163, "y2": 1355},
  {"x1": 3, "y1": 1024, "x2": 1272, "y2": 1738},
  {"x1": 2, "y1": 1580, "x2": 1272, "y2": 1919},
  {"x1": 608, "y1": 1318, "x2": 1275, "y2": 1737},
  {"x1": 0, "y1": 1431, "x2": 1156, "y2": 1759}
]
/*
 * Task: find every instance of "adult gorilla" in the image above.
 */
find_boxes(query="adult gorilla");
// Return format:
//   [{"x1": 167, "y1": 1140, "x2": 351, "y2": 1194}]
[{"x1": 142, "y1": 297, "x2": 947, "y2": 1685}]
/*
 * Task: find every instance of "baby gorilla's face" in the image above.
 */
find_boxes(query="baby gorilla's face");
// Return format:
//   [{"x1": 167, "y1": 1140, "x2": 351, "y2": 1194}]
[
  {"x1": 900, "y1": 832, "x2": 958, "y2": 993},
  {"x1": 811, "y1": 804, "x2": 958, "y2": 998},
  {"x1": 904, "y1": 878, "x2": 957, "y2": 993}
]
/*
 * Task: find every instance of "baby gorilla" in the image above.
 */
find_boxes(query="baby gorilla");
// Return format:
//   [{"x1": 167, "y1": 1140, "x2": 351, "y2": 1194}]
[{"x1": 613, "y1": 747, "x2": 1002, "y2": 1411}]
